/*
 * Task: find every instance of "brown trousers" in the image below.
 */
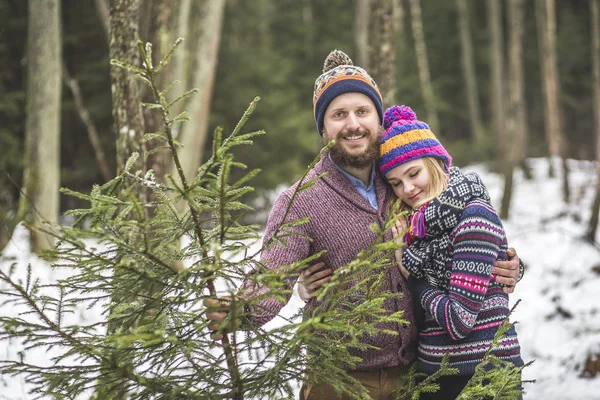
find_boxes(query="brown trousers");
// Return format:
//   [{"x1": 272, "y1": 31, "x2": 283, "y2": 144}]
[{"x1": 299, "y1": 365, "x2": 408, "y2": 400}]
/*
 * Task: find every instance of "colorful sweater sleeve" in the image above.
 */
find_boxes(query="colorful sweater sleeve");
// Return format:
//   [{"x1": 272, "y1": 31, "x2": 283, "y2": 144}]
[
  {"x1": 407, "y1": 201, "x2": 503, "y2": 340},
  {"x1": 241, "y1": 191, "x2": 311, "y2": 327}
]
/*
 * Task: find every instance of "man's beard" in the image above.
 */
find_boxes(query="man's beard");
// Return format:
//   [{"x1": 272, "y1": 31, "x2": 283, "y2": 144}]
[{"x1": 323, "y1": 126, "x2": 383, "y2": 169}]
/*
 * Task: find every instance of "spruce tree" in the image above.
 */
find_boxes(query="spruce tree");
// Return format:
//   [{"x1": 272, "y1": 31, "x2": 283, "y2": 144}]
[{"x1": 0, "y1": 40, "x2": 409, "y2": 400}]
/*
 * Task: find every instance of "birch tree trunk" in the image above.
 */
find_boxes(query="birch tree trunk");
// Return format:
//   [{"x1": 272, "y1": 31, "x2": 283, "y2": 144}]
[
  {"x1": 355, "y1": 0, "x2": 370, "y2": 69},
  {"x1": 487, "y1": 0, "x2": 505, "y2": 150},
  {"x1": 456, "y1": 0, "x2": 484, "y2": 147},
  {"x1": 177, "y1": 0, "x2": 226, "y2": 181},
  {"x1": 409, "y1": 0, "x2": 439, "y2": 133},
  {"x1": 587, "y1": 0, "x2": 600, "y2": 241},
  {"x1": 170, "y1": 0, "x2": 193, "y2": 125},
  {"x1": 17, "y1": 0, "x2": 62, "y2": 253},
  {"x1": 536, "y1": 0, "x2": 570, "y2": 202},
  {"x1": 368, "y1": 0, "x2": 396, "y2": 106},
  {"x1": 501, "y1": 0, "x2": 526, "y2": 219}
]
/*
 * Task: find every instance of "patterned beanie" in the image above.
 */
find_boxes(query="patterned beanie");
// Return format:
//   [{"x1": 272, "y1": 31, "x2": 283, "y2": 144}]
[
  {"x1": 379, "y1": 105, "x2": 452, "y2": 176},
  {"x1": 313, "y1": 50, "x2": 383, "y2": 136}
]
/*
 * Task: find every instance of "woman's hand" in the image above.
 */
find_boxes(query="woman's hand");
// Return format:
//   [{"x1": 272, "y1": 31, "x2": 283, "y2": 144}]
[
  {"x1": 391, "y1": 216, "x2": 410, "y2": 279},
  {"x1": 492, "y1": 247, "x2": 522, "y2": 294},
  {"x1": 297, "y1": 262, "x2": 333, "y2": 302}
]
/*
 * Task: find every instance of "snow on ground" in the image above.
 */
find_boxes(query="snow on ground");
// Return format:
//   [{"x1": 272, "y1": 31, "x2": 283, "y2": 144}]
[{"x1": 2, "y1": 157, "x2": 600, "y2": 399}]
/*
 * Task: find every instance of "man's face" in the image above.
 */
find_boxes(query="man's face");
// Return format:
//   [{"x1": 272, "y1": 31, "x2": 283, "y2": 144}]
[{"x1": 322, "y1": 92, "x2": 382, "y2": 169}]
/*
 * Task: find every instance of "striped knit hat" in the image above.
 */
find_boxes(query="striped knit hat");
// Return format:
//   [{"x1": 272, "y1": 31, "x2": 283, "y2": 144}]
[
  {"x1": 379, "y1": 105, "x2": 452, "y2": 176},
  {"x1": 313, "y1": 50, "x2": 383, "y2": 136}
]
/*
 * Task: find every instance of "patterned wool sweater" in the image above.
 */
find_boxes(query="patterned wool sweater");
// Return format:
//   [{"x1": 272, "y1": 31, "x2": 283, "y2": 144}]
[
  {"x1": 242, "y1": 153, "x2": 418, "y2": 371},
  {"x1": 405, "y1": 168, "x2": 523, "y2": 375}
]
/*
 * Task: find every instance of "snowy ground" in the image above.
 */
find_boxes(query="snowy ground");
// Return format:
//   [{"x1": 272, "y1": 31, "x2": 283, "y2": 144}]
[{"x1": 1, "y1": 157, "x2": 600, "y2": 399}]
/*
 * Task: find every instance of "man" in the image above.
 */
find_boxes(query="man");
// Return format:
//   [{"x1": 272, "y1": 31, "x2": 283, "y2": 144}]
[{"x1": 206, "y1": 50, "x2": 521, "y2": 399}]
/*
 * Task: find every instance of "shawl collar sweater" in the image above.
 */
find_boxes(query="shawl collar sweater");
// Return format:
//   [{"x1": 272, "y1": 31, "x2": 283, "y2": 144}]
[{"x1": 244, "y1": 152, "x2": 418, "y2": 371}]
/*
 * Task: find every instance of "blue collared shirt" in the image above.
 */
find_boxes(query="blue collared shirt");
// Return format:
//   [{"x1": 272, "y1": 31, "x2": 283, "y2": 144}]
[{"x1": 330, "y1": 155, "x2": 378, "y2": 210}]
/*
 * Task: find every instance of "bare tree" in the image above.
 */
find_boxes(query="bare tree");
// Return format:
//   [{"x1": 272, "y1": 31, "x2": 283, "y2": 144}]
[
  {"x1": 368, "y1": 0, "x2": 396, "y2": 105},
  {"x1": 170, "y1": 0, "x2": 193, "y2": 121},
  {"x1": 303, "y1": 0, "x2": 315, "y2": 61},
  {"x1": 17, "y1": 0, "x2": 62, "y2": 253},
  {"x1": 408, "y1": 0, "x2": 439, "y2": 133},
  {"x1": 94, "y1": 0, "x2": 110, "y2": 41},
  {"x1": 536, "y1": 0, "x2": 570, "y2": 202},
  {"x1": 63, "y1": 65, "x2": 112, "y2": 182},
  {"x1": 587, "y1": 0, "x2": 600, "y2": 241},
  {"x1": 456, "y1": 0, "x2": 484, "y2": 147},
  {"x1": 177, "y1": 0, "x2": 226, "y2": 181},
  {"x1": 355, "y1": 0, "x2": 370, "y2": 69},
  {"x1": 487, "y1": 0, "x2": 505, "y2": 152},
  {"x1": 500, "y1": 0, "x2": 526, "y2": 220}
]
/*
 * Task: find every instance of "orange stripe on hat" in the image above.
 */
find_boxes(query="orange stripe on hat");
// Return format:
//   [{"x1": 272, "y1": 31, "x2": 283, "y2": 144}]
[{"x1": 380, "y1": 129, "x2": 437, "y2": 156}]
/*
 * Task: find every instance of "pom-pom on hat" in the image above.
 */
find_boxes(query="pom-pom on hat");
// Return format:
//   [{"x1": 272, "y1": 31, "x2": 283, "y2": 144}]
[
  {"x1": 379, "y1": 105, "x2": 452, "y2": 176},
  {"x1": 313, "y1": 50, "x2": 383, "y2": 136}
]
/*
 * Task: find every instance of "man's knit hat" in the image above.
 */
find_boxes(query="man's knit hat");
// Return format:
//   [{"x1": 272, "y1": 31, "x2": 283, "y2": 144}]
[
  {"x1": 313, "y1": 50, "x2": 383, "y2": 136},
  {"x1": 379, "y1": 105, "x2": 452, "y2": 176}
]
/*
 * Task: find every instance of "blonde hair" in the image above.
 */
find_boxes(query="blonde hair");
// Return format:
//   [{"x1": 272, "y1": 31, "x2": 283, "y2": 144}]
[{"x1": 408, "y1": 157, "x2": 449, "y2": 209}]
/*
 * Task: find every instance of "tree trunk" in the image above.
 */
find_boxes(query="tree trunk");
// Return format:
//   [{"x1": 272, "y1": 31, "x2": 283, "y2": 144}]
[
  {"x1": 302, "y1": 0, "x2": 314, "y2": 62},
  {"x1": 587, "y1": 0, "x2": 600, "y2": 242},
  {"x1": 501, "y1": 0, "x2": 526, "y2": 220},
  {"x1": 170, "y1": 0, "x2": 192, "y2": 126},
  {"x1": 96, "y1": 2, "x2": 146, "y2": 398},
  {"x1": 392, "y1": 0, "x2": 405, "y2": 36},
  {"x1": 140, "y1": 0, "x2": 173, "y2": 185},
  {"x1": 177, "y1": 0, "x2": 226, "y2": 182},
  {"x1": 17, "y1": 0, "x2": 62, "y2": 253},
  {"x1": 94, "y1": 0, "x2": 110, "y2": 41},
  {"x1": 368, "y1": 0, "x2": 396, "y2": 106},
  {"x1": 408, "y1": 0, "x2": 439, "y2": 133},
  {"x1": 63, "y1": 64, "x2": 112, "y2": 182},
  {"x1": 536, "y1": 0, "x2": 570, "y2": 202},
  {"x1": 257, "y1": 0, "x2": 272, "y2": 52},
  {"x1": 456, "y1": 0, "x2": 484, "y2": 147},
  {"x1": 355, "y1": 0, "x2": 370, "y2": 69},
  {"x1": 110, "y1": 0, "x2": 146, "y2": 177},
  {"x1": 487, "y1": 0, "x2": 505, "y2": 152}
]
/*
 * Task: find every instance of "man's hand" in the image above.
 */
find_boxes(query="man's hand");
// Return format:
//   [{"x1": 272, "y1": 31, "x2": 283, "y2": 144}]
[
  {"x1": 203, "y1": 297, "x2": 239, "y2": 341},
  {"x1": 297, "y1": 262, "x2": 333, "y2": 302},
  {"x1": 492, "y1": 247, "x2": 521, "y2": 294},
  {"x1": 391, "y1": 216, "x2": 410, "y2": 279}
]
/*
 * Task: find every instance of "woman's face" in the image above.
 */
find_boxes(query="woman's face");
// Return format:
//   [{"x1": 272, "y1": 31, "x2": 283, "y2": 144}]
[{"x1": 385, "y1": 159, "x2": 430, "y2": 208}]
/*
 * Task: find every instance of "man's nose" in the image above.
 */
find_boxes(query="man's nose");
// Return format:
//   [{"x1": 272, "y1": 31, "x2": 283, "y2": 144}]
[{"x1": 346, "y1": 113, "x2": 360, "y2": 131}]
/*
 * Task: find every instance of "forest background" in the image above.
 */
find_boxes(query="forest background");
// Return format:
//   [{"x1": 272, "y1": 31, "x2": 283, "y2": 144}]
[{"x1": 3, "y1": 0, "x2": 599, "y2": 246}]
